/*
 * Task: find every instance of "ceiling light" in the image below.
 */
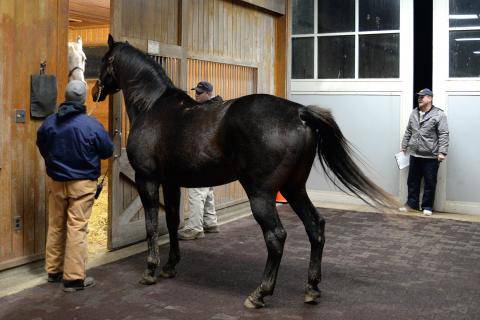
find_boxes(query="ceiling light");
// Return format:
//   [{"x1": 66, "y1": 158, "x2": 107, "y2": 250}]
[
  {"x1": 449, "y1": 14, "x2": 479, "y2": 20},
  {"x1": 455, "y1": 38, "x2": 480, "y2": 41},
  {"x1": 69, "y1": 18, "x2": 83, "y2": 23}
]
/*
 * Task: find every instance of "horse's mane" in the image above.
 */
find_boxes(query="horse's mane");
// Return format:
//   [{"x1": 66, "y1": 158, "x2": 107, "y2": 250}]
[{"x1": 114, "y1": 43, "x2": 179, "y2": 111}]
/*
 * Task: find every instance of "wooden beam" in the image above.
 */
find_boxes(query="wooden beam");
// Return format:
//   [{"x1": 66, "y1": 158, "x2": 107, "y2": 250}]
[
  {"x1": 238, "y1": 0, "x2": 285, "y2": 15},
  {"x1": 275, "y1": 0, "x2": 290, "y2": 98}
]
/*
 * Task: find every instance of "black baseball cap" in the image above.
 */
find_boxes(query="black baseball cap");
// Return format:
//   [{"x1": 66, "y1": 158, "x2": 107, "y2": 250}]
[
  {"x1": 191, "y1": 81, "x2": 213, "y2": 93},
  {"x1": 416, "y1": 88, "x2": 433, "y2": 96}
]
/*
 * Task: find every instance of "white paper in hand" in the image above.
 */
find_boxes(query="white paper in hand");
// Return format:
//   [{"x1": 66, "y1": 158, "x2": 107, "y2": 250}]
[{"x1": 395, "y1": 152, "x2": 409, "y2": 169}]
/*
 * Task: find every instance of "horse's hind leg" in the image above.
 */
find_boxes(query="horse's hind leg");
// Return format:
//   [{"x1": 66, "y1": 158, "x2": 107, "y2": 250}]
[
  {"x1": 243, "y1": 192, "x2": 287, "y2": 309},
  {"x1": 159, "y1": 183, "x2": 181, "y2": 278},
  {"x1": 282, "y1": 187, "x2": 325, "y2": 304},
  {"x1": 136, "y1": 175, "x2": 161, "y2": 285}
]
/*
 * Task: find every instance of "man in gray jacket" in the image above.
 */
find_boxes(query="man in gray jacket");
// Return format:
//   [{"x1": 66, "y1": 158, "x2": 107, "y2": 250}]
[{"x1": 400, "y1": 88, "x2": 449, "y2": 216}]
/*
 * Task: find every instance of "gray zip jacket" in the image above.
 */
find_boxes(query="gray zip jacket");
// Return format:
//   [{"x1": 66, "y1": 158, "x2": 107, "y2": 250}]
[{"x1": 401, "y1": 106, "x2": 449, "y2": 158}]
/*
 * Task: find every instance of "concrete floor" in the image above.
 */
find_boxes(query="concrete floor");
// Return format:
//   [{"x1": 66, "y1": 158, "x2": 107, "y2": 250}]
[{"x1": 1, "y1": 204, "x2": 480, "y2": 320}]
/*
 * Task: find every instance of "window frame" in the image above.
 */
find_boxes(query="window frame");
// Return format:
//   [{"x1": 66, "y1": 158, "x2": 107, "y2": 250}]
[
  {"x1": 291, "y1": 0, "x2": 409, "y2": 93},
  {"x1": 448, "y1": 0, "x2": 480, "y2": 79}
]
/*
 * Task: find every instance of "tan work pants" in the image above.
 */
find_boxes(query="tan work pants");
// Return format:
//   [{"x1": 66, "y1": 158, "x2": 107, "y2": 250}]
[{"x1": 45, "y1": 178, "x2": 97, "y2": 281}]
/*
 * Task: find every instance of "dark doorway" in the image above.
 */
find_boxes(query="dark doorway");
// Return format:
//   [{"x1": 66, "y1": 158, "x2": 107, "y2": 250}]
[{"x1": 413, "y1": 0, "x2": 433, "y2": 107}]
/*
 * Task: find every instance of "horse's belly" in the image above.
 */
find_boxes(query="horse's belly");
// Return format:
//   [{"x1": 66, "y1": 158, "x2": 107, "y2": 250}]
[{"x1": 169, "y1": 165, "x2": 237, "y2": 188}]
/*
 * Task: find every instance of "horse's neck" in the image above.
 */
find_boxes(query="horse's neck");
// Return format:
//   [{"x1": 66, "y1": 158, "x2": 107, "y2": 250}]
[
  {"x1": 116, "y1": 59, "x2": 172, "y2": 124},
  {"x1": 69, "y1": 69, "x2": 86, "y2": 83}
]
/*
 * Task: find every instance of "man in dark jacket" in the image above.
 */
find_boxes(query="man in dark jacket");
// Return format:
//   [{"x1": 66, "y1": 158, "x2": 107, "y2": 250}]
[
  {"x1": 37, "y1": 80, "x2": 113, "y2": 292},
  {"x1": 178, "y1": 81, "x2": 222, "y2": 240},
  {"x1": 399, "y1": 88, "x2": 449, "y2": 216}
]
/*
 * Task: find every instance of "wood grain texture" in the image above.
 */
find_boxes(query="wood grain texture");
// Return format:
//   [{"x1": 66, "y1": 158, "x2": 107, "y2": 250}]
[
  {"x1": 68, "y1": 26, "x2": 110, "y2": 45},
  {"x1": 0, "y1": 0, "x2": 68, "y2": 269}
]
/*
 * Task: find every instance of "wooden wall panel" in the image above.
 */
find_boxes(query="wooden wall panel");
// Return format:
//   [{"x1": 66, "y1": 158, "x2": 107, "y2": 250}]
[
  {"x1": 68, "y1": 25, "x2": 110, "y2": 45},
  {"x1": 119, "y1": 0, "x2": 179, "y2": 46},
  {"x1": 187, "y1": 59, "x2": 256, "y2": 100},
  {"x1": 0, "y1": 0, "x2": 15, "y2": 266},
  {"x1": 0, "y1": 0, "x2": 69, "y2": 270},
  {"x1": 186, "y1": 59, "x2": 257, "y2": 210},
  {"x1": 184, "y1": 0, "x2": 276, "y2": 94}
]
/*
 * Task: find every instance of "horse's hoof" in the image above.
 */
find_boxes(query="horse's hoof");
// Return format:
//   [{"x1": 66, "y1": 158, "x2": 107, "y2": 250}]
[
  {"x1": 139, "y1": 272, "x2": 157, "y2": 285},
  {"x1": 243, "y1": 296, "x2": 265, "y2": 309},
  {"x1": 304, "y1": 288, "x2": 321, "y2": 304},
  {"x1": 159, "y1": 268, "x2": 176, "y2": 279}
]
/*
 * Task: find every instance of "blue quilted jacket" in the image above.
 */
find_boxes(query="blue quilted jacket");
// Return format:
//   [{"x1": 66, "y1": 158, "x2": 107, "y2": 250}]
[{"x1": 36, "y1": 101, "x2": 113, "y2": 181}]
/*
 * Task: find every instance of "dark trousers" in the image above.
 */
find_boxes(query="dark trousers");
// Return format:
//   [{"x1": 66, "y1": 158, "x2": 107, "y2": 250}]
[{"x1": 406, "y1": 156, "x2": 440, "y2": 211}]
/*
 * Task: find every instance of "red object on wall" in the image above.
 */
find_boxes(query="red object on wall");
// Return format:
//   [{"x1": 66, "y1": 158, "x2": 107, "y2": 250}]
[{"x1": 276, "y1": 192, "x2": 287, "y2": 203}]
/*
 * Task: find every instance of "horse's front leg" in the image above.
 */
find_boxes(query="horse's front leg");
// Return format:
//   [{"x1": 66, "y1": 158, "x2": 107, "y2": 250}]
[
  {"x1": 136, "y1": 175, "x2": 161, "y2": 285},
  {"x1": 159, "y1": 183, "x2": 181, "y2": 278}
]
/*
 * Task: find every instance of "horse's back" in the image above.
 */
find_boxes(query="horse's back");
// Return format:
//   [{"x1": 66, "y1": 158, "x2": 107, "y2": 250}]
[{"x1": 221, "y1": 94, "x2": 316, "y2": 186}]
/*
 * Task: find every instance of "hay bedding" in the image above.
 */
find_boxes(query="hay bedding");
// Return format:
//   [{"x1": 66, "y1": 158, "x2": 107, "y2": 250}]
[{"x1": 88, "y1": 178, "x2": 109, "y2": 254}]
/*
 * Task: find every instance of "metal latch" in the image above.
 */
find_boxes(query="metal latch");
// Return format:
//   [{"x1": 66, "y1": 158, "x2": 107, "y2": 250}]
[
  {"x1": 13, "y1": 216, "x2": 22, "y2": 230},
  {"x1": 15, "y1": 110, "x2": 26, "y2": 123}
]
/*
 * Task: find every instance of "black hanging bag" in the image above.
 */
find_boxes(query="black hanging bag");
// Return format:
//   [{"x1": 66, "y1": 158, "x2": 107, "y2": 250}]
[{"x1": 30, "y1": 62, "x2": 57, "y2": 118}]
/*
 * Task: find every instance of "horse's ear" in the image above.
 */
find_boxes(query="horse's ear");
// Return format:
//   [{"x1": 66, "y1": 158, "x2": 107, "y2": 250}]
[
  {"x1": 76, "y1": 35, "x2": 83, "y2": 48},
  {"x1": 125, "y1": 40, "x2": 129, "y2": 45},
  {"x1": 108, "y1": 34, "x2": 115, "y2": 48}
]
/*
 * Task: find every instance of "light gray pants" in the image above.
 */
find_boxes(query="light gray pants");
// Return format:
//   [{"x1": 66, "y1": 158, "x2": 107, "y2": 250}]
[{"x1": 185, "y1": 187, "x2": 217, "y2": 232}]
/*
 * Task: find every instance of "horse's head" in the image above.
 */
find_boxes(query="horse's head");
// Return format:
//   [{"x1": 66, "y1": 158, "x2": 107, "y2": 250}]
[
  {"x1": 92, "y1": 34, "x2": 123, "y2": 102},
  {"x1": 67, "y1": 36, "x2": 87, "y2": 84}
]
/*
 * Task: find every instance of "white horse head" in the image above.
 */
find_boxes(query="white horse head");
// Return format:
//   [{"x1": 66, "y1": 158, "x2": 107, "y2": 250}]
[{"x1": 68, "y1": 36, "x2": 87, "y2": 84}]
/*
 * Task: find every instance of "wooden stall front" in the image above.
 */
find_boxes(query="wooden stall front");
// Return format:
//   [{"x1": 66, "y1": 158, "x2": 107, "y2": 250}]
[
  {"x1": 0, "y1": 0, "x2": 69, "y2": 270},
  {"x1": 107, "y1": 0, "x2": 288, "y2": 249}
]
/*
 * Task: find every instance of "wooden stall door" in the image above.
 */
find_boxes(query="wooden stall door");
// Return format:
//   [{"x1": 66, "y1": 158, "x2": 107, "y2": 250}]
[
  {"x1": 187, "y1": 59, "x2": 257, "y2": 210},
  {"x1": 0, "y1": 0, "x2": 68, "y2": 270}
]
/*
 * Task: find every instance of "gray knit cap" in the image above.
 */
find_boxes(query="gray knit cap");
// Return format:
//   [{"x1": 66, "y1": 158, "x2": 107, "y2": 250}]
[{"x1": 65, "y1": 80, "x2": 87, "y2": 104}]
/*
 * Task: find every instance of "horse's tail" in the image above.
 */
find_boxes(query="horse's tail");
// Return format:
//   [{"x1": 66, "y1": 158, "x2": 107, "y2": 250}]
[{"x1": 299, "y1": 105, "x2": 399, "y2": 209}]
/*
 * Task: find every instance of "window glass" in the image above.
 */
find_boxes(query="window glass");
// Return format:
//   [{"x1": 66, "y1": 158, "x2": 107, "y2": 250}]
[
  {"x1": 449, "y1": 30, "x2": 480, "y2": 77},
  {"x1": 449, "y1": 0, "x2": 480, "y2": 28},
  {"x1": 359, "y1": 34, "x2": 399, "y2": 78},
  {"x1": 292, "y1": 0, "x2": 314, "y2": 34},
  {"x1": 318, "y1": 36, "x2": 355, "y2": 79},
  {"x1": 292, "y1": 38, "x2": 314, "y2": 79},
  {"x1": 359, "y1": 0, "x2": 400, "y2": 31},
  {"x1": 318, "y1": 0, "x2": 355, "y2": 33},
  {"x1": 83, "y1": 46, "x2": 108, "y2": 79}
]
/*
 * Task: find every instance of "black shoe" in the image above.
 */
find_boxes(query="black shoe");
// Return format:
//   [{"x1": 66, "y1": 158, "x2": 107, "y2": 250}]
[
  {"x1": 47, "y1": 272, "x2": 63, "y2": 283},
  {"x1": 63, "y1": 277, "x2": 96, "y2": 292}
]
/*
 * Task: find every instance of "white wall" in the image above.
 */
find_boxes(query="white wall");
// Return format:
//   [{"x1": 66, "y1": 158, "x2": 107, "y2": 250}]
[
  {"x1": 291, "y1": 94, "x2": 401, "y2": 201},
  {"x1": 446, "y1": 95, "x2": 480, "y2": 203}
]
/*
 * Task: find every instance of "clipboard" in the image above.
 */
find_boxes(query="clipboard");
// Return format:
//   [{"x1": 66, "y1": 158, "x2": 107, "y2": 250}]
[{"x1": 395, "y1": 152, "x2": 409, "y2": 169}]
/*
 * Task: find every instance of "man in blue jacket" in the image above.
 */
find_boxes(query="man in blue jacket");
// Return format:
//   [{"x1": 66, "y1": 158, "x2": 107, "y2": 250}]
[{"x1": 37, "y1": 80, "x2": 113, "y2": 292}]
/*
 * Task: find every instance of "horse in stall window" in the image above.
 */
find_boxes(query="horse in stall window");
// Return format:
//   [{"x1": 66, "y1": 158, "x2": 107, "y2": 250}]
[
  {"x1": 92, "y1": 34, "x2": 399, "y2": 309},
  {"x1": 68, "y1": 35, "x2": 87, "y2": 84}
]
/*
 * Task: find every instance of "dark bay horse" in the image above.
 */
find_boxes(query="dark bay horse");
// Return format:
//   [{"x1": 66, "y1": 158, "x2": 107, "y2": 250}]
[{"x1": 93, "y1": 35, "x2": 399, "y2": 308}]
